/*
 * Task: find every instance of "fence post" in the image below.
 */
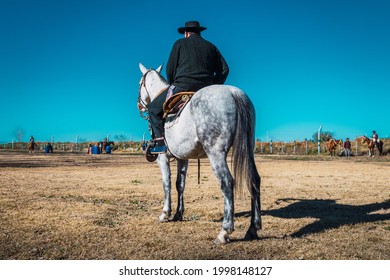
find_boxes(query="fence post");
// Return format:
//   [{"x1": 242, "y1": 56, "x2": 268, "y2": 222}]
[
  {"x1": 294, "y1": 141, "x2": 296, "y2": 154},
  {"x1": 318, "y1": 125, "x2": 322, "y2": 154},
  {"x1": 270, "y1": 139, "x2": 273, "y2": 154},
  {"x1": 260, "y1": 141, "x2": 263, "y2": 154},
  {"x1": 305, "y1": 139, "x2": 308, "y2": 154},
  {"x1": 355, "y1": 140, "x2": 358, "y2": 156}
]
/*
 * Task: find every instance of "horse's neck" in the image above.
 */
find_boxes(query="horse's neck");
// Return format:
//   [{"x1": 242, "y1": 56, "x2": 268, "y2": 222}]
[
  {"x1": 364, "y1": 137, "x2": 372, "y2": 145},
  {"x1": 148, "y1": 73, "x2": 169, "y2": 101}
]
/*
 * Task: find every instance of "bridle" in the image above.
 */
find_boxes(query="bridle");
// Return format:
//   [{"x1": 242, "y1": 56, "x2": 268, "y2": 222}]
[
  {"x1": 137, "y1": 69, "x2": 154, "y2": 120},
  {"x1": 137, "y1": 69, "x2": 169, "y2": 120}
]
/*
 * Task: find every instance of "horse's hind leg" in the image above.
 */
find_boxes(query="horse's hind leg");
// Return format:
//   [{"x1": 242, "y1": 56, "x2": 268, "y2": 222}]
[
  {"x1": 208, "y1": 154, "x2": 234, "y2": 244},
  {"x1": 157, "y1": 154, "x2": 172, "y2": 222},
  {"x1": 172, "y1": 159, "x2": 188, "y2": 221},
  {"x1": 245, "y1": 169, "x2": 261, "y2": 240}
]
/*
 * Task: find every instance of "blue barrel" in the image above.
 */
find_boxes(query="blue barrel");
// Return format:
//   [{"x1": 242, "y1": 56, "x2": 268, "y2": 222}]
[
  {"x1": 92, "y1": 145, "x2": 100, "y2": 154},
  {"x1": 105, "y1": 145, "x2": 112, "y2": 154},
  {"x1": 44, "y1": 146, "x2": 50, "y2": 153}
]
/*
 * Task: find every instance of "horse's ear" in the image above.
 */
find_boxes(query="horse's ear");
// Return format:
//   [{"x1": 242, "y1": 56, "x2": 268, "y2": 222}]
[
  {"x1": 156, "y1": 64, "x2": 163, "y2": 73},
  {"x1": 139, "y1": 63, "x2": 148, "y2": 74}
]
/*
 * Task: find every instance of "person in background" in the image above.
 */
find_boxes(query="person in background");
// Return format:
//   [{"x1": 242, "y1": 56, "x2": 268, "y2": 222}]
[
  {"x1": 344, "y1": 137, "x2": 351, "y2": 159},
  {"x1": 371, "y1": 130, "x2": 379, "y2": 148},
  {"x1": 46, "y1": 142, "x2": 53, "y2": 153},
  {"x1": 86, "y1": 143, "x2": 92, "y2": 154}
]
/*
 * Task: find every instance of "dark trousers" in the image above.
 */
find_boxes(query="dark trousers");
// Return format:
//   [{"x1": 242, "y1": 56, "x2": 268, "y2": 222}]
[{"x1": 146, "y1": 86, "x2": 184, "y2": 139}]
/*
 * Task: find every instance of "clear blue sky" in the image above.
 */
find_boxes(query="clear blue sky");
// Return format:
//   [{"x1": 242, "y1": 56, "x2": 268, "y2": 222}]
[{"x1": 1, "y1": 0, "x2": 389, "y2": 143}]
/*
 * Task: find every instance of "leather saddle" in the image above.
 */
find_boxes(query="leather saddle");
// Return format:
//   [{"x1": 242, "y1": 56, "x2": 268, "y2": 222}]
[{"x1": 162, "y1": 92, "x2": 195, "y2": 119}]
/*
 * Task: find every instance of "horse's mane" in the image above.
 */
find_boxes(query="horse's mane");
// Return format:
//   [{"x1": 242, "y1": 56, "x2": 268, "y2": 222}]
[{"x1": 148, "y1": 69, "x2": 168, "y2": 85}]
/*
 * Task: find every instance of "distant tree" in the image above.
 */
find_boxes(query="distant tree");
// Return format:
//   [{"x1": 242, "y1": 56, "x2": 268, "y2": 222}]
[
  {"x1": 114, "y1": 134, "x2": 128, "y2": 143},
  {"x1": 78, "y1": 137, "x2": 87, "y2": 143},
  {"x1": 13, "y1": 127, "x2": 25, "y2": 142},
  {"x1": 114, "y1": 134, "x2": 129, "y2": 150},
  {"x1": 312, "y1": 130, "x2": 335, "y2": 142}
]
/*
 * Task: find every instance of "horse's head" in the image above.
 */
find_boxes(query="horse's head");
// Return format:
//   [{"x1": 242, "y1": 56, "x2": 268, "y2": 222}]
[
  {"x1": 361, "y1": 136, "x2": 369, "y2": 144},
  {"x1": 137, "y1": 63, "x2": 165, "y2": 113}
]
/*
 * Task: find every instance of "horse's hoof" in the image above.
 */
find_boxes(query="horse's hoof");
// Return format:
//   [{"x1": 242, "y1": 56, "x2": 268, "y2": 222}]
[
  {"x1": 214, "y1": 236, "x2": 230, "y2": 245},
  {"x1": 172, "y1": 214, "x2": 183, "y2": 222},
  {"x1": 244, "y1": 227, "x2": 259, "y2": 241},
  {"x1": 158, "y1": 212, "x2": 169, "y2": 222},
  {"x1": 214, "y1": 229, "x2": 230, "y2": 245}
]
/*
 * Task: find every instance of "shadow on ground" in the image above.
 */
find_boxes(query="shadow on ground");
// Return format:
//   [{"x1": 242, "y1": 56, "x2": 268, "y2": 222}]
[{"x1": 236, "y1": 198, "x2": 390, "y2": 238}]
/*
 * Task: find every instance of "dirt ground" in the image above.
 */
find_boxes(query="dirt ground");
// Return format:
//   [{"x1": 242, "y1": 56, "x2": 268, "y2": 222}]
[{"x1": 0, "y1": 150, "x2": 389, "y2": 260}]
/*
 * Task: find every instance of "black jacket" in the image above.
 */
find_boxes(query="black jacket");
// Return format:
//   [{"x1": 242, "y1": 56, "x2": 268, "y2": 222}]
[{"x1": 166, "y1": 34, "x2": 229, "y2": 91}]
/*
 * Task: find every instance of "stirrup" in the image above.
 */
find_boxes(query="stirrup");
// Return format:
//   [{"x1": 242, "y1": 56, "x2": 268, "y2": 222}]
[{"x1": 145, "y1": 143, "x2": 158, "y2": 162}]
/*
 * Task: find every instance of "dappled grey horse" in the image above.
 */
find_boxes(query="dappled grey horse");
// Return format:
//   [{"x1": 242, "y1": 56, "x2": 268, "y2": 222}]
[{"x1": 137, "y1": 63, "x2": 261, "y2": 244}]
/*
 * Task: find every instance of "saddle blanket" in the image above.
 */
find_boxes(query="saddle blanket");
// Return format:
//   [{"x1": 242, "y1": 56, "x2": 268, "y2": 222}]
[{"x1": 162, "y1": 92, "x2": 195, "y2": 118}]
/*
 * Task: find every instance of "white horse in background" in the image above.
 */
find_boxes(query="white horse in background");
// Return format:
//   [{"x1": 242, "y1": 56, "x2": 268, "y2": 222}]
[{"x1": 137, "y1": 63, "x2": 261, "y2": 244}]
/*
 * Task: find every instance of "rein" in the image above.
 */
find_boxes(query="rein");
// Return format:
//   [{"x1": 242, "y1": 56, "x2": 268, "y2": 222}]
[{"x1": 137, "y1": 70, "x2": 152, "y2": 120}]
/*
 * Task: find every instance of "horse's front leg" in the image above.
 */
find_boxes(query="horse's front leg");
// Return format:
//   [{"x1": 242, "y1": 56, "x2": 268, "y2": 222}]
[
  {"x1": 172, "y1": 159, "x2": 189, "y2": 221},
  {"x1": 157, "y1": 154, "x2": 172, "y2": 222}
]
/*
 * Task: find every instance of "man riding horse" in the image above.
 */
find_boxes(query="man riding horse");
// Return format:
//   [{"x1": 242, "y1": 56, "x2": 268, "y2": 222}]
[
  {"x1": 361, "y1": 134, "x2": 383, "y2": 157},
  {"x1": 138, "y1": 64, "x2": 260, "y2": 244},
  {"x1": 137, "y1": 22, "x2": 261, "y2": 244},
  {"x1": 146, "y1": 21, "x2": 229, "y2": 154},
  {"x1": 28, "y1": 136, "x2": 37, "y2": 153}
]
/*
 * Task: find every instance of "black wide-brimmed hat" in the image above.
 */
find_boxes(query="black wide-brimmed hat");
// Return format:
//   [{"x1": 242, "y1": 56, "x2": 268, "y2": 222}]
[{"x1": 178, "y1": 21, "x2": 207, "y2": 34}]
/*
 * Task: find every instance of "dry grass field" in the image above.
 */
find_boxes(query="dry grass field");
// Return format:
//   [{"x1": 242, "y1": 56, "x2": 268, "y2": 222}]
[{"x1": 0, "y1": 150, "x2": 389, "y2": 260}]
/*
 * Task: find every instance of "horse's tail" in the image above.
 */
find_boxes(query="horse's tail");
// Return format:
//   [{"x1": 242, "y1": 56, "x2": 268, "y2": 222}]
[{"x1": 231, "y1": 90, "x2": 260, "y2": 198}]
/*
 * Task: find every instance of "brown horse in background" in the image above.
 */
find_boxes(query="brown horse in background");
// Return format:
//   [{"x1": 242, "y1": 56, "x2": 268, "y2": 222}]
[
  {"x1": 326, "y1": 139, "x2": 343, "y2": 156},
  {"x1": 28, "y1": 141, "x2": 37, "y2": 153},
  {"x1": 361, "y1": 136, "x2": 383, "y2": 157}
]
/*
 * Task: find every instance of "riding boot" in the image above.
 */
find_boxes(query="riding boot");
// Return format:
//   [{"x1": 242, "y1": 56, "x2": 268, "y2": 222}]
[
  {"x1": 146, "y1": 90, "x2": 168, "y2": 139},
  {"x1": 150, "y1": 139, "x2": 167, "y2": 154}
]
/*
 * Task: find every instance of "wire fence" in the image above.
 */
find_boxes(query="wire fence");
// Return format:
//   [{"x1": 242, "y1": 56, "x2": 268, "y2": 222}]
[
  {"x1": 255, "y1": 139, "x2": 389, "y2": 156},
  {"x1": 1, "y1": 139, "x2": 389, "y2": 156},
  {"x1": 0, "y1": 141, "x2": 143, "y2": 153}
]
